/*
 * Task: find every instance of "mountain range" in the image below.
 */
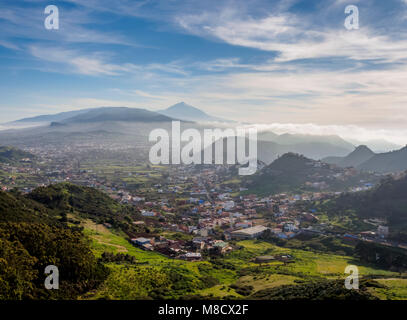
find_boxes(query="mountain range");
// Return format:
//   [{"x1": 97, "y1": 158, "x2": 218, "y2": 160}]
[
  {"x1": 323, "y1": 145, "x2": 407, "y2": 173},
  {"x1": 258, "y1": 132, "x2": 355, "y2": 150},
  {"x1": 4, "y1": 103, "x2": 402, "y2": 153},
  {"x1": 15, "y1": 107, "x2": 175, "y2": 125},
  {"x1": 14, "y1": 108, "x2": 95, "y2": 123},
  {"x1": 258, "y1": 130, "x2": 400, "y2": 154},
  {"x1": 323, "y1": 145, "x2": 375, "y2": 168},
  {"x1": 11, "y1": 102, "x2": 228, "y2": 125},
  {"x1": 1, "y1": 103, "x2": 406, "y2": 173},
  {"x1": 60, "y1": 107, "x2": 174, "y2": 124}
]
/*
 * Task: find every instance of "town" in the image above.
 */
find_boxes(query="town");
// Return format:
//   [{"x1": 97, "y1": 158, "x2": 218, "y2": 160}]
[{"x1": 1, "y1": 143, "x2": 403, "y2": 264}]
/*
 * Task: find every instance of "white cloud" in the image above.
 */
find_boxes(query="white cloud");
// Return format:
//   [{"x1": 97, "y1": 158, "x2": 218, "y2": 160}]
[
  {"x1": 29, "y1": 46, "x2": 126, "y2": 76},
  {"x1": 176, "y1": 9, "x2": 407, "y2": 63},
  {"x1": 28, "y1": 46, "x2": 187, "y2": 76},
  {"x1": 243, "y1": 122, "x2": 407, "y2": 146}
]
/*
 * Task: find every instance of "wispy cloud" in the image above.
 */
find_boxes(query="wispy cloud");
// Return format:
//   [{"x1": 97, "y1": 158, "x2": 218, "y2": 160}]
[
  {"x1": 1, "y1": 0, "x2": 407, "y2": 140},
  {"x1": 0, "y1": 2, "x2": 132, "y2": 46},
  {"x1": 29, "y1": 46, "x2": 127, "y2": 76},
  {"x1": 176, "y1": 7, "x2": 407, "y2": 63},
  {"x1": 28, "y1": 46, "x2": 188, "y2": 76}
]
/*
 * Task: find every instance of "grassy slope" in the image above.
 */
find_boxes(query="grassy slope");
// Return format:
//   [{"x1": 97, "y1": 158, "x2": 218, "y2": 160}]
[{"x1": 80, "y1": 218, "x2": 407, "y2": 300}]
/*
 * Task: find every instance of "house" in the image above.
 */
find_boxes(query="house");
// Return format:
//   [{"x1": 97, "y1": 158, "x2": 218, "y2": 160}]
[
  {"x1": 283, "y1": 223, "x2": 298, "y2": 232},
  {"x1": 182, "y1": 252, "x2": 202, "y2": 261},
  {"x1": 230, "y1": 225, "x2": 269, "y2": 239},
  {"x1": 142, "y1": 243, "x2": 154, "y2": 251},
  {"x1": 141, "y1": 210, "x2": 156, "y2": 217},
  {"x1": 212, "y1": 241, "x2": 231, "y2": 254},
  {"x1": 223, "y1": 201, "x2": 235, "y2": 211},
  {"x1": 343, "y1": 234, "x2": 359, "y2": 240},
  {"x1": 377, "y1": 226, "x2": 389, "y2": 238},
  {"x1": 131, "y1": 237, "x2": 152, "y2": 246},
  {"x1": 235, "y1": 222, "x2": 252, "y2": 229}
]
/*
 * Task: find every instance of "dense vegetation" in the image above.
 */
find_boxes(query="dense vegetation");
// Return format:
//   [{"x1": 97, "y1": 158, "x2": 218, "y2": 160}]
[
  {"x1": 0, "y1": 189, "x2": 59, "y2": 224},
  {"x1": 0, "y1": 183, "x2": 137, "y2": 300},
  {"x1": 319, "y1": 174, "x2": 407, "y2": 230},
  {"x1": 27, "y1": 183, "x2": 144, "y2": 235},
  {"x1": 244, "y1": 153, "x2": 377, "y2": 195},
  {"x1": 355, "y1": 242, "x2": 407, "y2": 272},
  {"x1": 1, "y1": 182, "x2": 406, "y2": 300},
  {"x1": 250, "y1": 279, "x2": 380, "y2": 300},
  {"x1": 0, "y1": 146, "x2": 34, "y2": 163},
  {"x1": 261, "y1": 231, "x2": 355, "y2": 256},
  {"x1": 0, "y1": 222, "x2": 108, "y2": 299}
]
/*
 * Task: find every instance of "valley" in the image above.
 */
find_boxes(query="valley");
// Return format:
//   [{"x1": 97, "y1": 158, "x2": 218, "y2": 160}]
[{"x1": 1, "y1": 106, "x2": 407, "y2": 301}]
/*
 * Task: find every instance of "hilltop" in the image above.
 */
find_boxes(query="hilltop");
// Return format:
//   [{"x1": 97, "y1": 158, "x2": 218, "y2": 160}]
[
  {"x1": 0, "y1": 190, "x2": 57, "y2": 224},
  {"x1": 158, "y1": 102, "x2": 229, "y2": 122},
  {"x1": 322, "y1": 145, "x2": 407, "y2": 174},
  {"x1": 323, "y1": 145, "x2": 375, "y2": 168},
  {"x1": 318, "y1": 174, "x2": 407, "y2": 232},
  {"x1": 358, "y1": 146, "x2": 407, "y2": 173},
  {"x1": 244, "y1": 153, "x2": 377, "y2": 195},
  {"x1": 14, "y1": 108, "x2": 95, "y2": 123},
  {"x1": 0, "y1": 184, "x2": 116, "y2": 299},
  {"x1": 62, "y1": 107, "x2": 174, "y2": 124}
]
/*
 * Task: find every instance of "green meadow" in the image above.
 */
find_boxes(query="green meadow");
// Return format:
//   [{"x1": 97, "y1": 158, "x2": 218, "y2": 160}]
[{"x1": 81, "y1": 220, "x2": 407, "y2": 300}]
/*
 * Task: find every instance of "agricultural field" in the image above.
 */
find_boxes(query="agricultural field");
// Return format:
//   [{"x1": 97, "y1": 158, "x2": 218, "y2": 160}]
[{"x1": 80, "y1": 220, "x2": 407, "y2": 300}]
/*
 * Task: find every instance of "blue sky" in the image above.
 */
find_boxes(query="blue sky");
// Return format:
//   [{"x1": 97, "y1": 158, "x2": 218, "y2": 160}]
[{"x1": 1, "y1": 0, "x2": 407, "y2": 142}]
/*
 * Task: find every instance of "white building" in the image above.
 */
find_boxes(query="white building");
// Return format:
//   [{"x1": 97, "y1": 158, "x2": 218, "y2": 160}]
[
  {"x1": 230, "y1": 225, "x2": 269, "y2": 239},
  {"x1": 377, "y1": 225, "x2": 389, "y2": 238},
  {"x1": 223, "y1": 200, "x2": 235, "y2": 211}
]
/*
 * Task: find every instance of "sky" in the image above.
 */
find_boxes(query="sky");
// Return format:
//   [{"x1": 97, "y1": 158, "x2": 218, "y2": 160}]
[{"x1": 1, "y1": 0, "x2": 407, "y2": 143}]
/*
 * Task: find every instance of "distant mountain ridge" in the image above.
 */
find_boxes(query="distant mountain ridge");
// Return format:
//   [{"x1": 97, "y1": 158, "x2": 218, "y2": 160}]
[
  {"x1": 358, "y1": 146, "x2": 407, "y2": 173},
  {"x1": 9, "y1": 106, "x2": 176, "y2": 125},
  {"x1": 61, "y1": 107, "x2": 174, "y2": 124},
  {"x1": 323, "y1": 145, "x2": 375, "y2": 168},
  {"x1": 347, "y1": 138, "x2": 402, "y2": 153},
  {"x1": 258, "y1": 130, "x2": 400, "y2": 154},
  {"x1": 8, "y1": 103, "x2": 227, "y2": 125},
  {"x1": 15, "y1": 108, "x2": 95, "y2": 123},
  {"x1": 323, "y1": 144, "x2": 407, "y2": 173},
  {"x1": 259, "y1": 132, "x2": 355, "y2": 151},
  {"x1": 158, "y1": 102, "x2": 230, "y2": 122}
]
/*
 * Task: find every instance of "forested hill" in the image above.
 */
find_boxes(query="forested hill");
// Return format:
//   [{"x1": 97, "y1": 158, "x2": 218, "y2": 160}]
[
  {"x1": 319, "y1": 174, "x2": 407, "y2": 230},
  {"x1": 28, "y1": 183, "x2": 121, "y2": 219},
  {"x1": 0, "y1": 146, "x2": 34, "y2": 163},
  {"x1": 0, "y1": 183, "x2": 140, "y2": 299},
  {"x1": 0, "y1": 190, "x2": 58, "y2": 224},
  {"x1": 243, "y1": 153, "x2": 377, "y2": 196}
]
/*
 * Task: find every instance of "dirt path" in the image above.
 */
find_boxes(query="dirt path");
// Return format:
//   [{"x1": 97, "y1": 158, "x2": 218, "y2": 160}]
[{"x1": 93, "y1": 237, "x2": 128, "y2": 253}]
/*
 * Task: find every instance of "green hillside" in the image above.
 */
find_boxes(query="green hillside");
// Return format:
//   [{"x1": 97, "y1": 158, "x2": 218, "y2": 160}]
[
  {"x1": 319, "y1": 174, "x2": 407, "y2": 232},
  {"x1": 0, "y1": 146, "x2": 34, "y2": 163},
  {"x1": 1, "y1": 182, "x2": 406, "y2": 300},
  {"x1": 0, "y1": 190, "x2": 58, "y2": 224},
  {"x1": 244, "y1": 153, "x2": 377, "y2": 195},
  {"x1": 28, "y1": 183, "x2": 121, "y2": 219},
  {"x1": 0, "y1": 185, "x2": 110, "y2": 299},
  {"x1": 358, "y1": 146, "x2": 407, "y2": 173}
]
